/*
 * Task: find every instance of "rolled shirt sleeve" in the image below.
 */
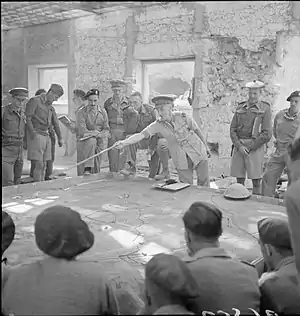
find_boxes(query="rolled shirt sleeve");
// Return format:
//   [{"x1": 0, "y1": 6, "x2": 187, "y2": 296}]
[{"x1": 141, "y1": 121, "x2": 159, "y2": 139}]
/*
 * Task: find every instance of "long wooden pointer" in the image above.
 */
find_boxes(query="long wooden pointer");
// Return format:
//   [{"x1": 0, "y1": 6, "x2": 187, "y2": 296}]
[{"x1": 64, "y1": 144, "x2": 117, "y2": 172}]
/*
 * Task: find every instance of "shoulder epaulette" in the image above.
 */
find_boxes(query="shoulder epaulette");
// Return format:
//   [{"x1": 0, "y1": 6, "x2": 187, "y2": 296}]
[{"x1": 261, "y1": 101, "x2": 271, "y2": 107}]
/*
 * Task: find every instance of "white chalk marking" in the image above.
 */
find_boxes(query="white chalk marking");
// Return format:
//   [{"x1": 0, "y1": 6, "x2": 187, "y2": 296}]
[
  {"x1": 257, "y1": 210, "x2": 288, "y2": 218},
  {"x1": 21, "y1": 226, "x2": 35, "y2": 233},
  {"x1": 108, "y1": 229, "x2": 144, "y2": 248},
  {"x1": 247, "y1": 224, "x2": 258, "y2": 235},
  {"x1": 46, "y1": 196, "x2": 59, "y2": 199},
  {"x1": 220, "y1": 232, "x2": 255, "y2": 250},
  {"x1": 160, "y1": 233, "x2": 183, "y2": 249},
  {"x1": 102, "y1": 204, "x2": 128, "y2": 212},
  {"x1": 100, "y1": 225, "x2": 113, "y2": 231},
  {"x1": 138, "y1": 269, "x2": 145, "y2": 278},
  {"x1": 210, "y1": 182, "x2": 219, "y2": 189},
  {"x1": 30, "y1": 199, "x2": 53, "y2": 206},
  {"x1": 5, "y1": 204, "x2": 33, "y2": 214},
  {"x1": 138, "y1": 242, "x2": 171, "y2": 264},
  {"x1": 2, "y1": 202, "x2": 18, "y2": 208},
  {"x1": 71, "y1": 207, "x2": 95, "y2": 217},
  {"x1": 138, "y1": 224, "x2": 163, "y2": 236},
  {"x1": 24, "y1": 198, "x2": 41, "y2": 203}
]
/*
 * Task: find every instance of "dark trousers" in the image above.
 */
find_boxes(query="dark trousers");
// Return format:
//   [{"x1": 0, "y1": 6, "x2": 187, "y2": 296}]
[{"x1": 30, "y1": 135, "x2": 56, "y2": 180}]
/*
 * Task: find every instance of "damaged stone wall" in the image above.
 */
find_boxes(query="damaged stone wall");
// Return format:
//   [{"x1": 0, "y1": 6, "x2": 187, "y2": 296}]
[{"x1": 74, "y1": 12, "x2": 128, "y2": 108}]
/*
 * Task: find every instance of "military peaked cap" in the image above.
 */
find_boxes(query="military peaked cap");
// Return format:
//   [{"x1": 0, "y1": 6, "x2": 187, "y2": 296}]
[
  {"x1": 151, "y1": 95, "x2": 176, "y2": 107},
  {"x1": 245, "y1": 80, "x2": 265, "y2": 89},
  {"x1": 85, "y1": 89, "x2": 100, "y2": 99},
  {"x1": 49, "y1": 83, "x2": 64, "y2": 97},
  {"x1": 257, "y1": 217, "x2": 292, "y2": 250},
  {"x1": 110, "y1": 80, "x2": 126, "y2": 89},
  {"x1": 287, "y1": 90, "x2": 300, "y2": 101},
  {"x1": 8, "y1": 87, "x2": 28, "y2": 97}
]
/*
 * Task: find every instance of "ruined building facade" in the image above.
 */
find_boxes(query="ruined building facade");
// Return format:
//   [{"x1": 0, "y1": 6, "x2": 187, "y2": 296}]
[{"x1": 2, "y1": 1, "x2": 300, "y2": 174}]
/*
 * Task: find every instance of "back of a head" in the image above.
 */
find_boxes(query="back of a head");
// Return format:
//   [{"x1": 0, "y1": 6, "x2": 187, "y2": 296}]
[
  {"x1": 182, "y1": 201, "x2": 223, "y2": 240},
  {"x1": 73, "y1": 89, "x2": 86, "y2": 100},
  {"x1": 2, "y1": 211, "x2": 15, "y2": 258},
  {"x1": 145, "y1": 253, "x2": 199, "y2": 312},
  {"x1": 35, "y1": 89, "x2": 46, "y2": 96}
]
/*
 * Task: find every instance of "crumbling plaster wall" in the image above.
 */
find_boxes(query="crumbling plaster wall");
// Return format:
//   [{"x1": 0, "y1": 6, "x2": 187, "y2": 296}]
[{"x1": 71, "y1": 1, "x2": 294, "y2": 173}]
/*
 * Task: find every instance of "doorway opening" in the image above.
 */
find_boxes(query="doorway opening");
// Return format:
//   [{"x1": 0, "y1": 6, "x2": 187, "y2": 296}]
[{"x1": 142, "y1": 58, "x2": 195, "y2": 115}]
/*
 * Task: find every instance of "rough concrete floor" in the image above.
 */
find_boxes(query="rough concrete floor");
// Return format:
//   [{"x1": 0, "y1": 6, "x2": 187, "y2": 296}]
[{"x1": 2, "y1": 173, "x2": 287, "y2": 313}]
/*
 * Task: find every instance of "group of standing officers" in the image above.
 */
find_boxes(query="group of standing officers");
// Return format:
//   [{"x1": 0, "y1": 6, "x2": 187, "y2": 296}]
[{"x1": 2, "y1": 79, "x2": 300, "y2": 198}]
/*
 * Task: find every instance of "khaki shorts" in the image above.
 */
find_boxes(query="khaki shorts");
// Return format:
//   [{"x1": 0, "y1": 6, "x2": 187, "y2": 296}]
[
  {"x1": 230, "y1": 146, "x2": 265, "y2": 179},
  {"x1": 27, "y1": 133, "x2": 51, "y2": 162}
]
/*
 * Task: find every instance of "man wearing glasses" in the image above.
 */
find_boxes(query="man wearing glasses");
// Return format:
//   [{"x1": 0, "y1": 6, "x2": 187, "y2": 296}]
[
  {"x1": 2, "y1": 87, "x2": 28, "y2": 186},
  {"x1": 25, "y1": 84, "x2": 64, "y2": 182}
]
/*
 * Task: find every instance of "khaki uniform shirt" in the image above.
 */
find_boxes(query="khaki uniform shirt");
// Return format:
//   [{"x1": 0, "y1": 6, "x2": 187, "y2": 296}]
[
  {"x1": 77, "y1": 105, "x2": 109, "y2": 138},
  {"x1": 183, "y1": 247, "x2": 261, "y2": 314},
  {"x1": 260, "y1": 256, "x2": 300, "y2": 314},
  {"x1": 273, "y1": 109, "x2": 300, "y2": 149},
  {"x1": 2, "y1": 104, "x2": 26, "y2": 145},
  {"x1": 230, "y1": 100, "x2": 272, "y2": 151},
  {"x1": 26, "y1": 93, "x2": 62, "y2": 139},
  {"x1": 142, "y1": 111, "x2": 206, "y2": 169}
]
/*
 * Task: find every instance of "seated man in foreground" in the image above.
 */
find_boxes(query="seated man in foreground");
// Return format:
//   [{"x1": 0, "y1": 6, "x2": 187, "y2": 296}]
[
  {"x1": 257, "y1": 217, "x2": 300, "y2": 314},
  {"x1": 114, "y1": 95, "x2": 211, "y2": 186}
]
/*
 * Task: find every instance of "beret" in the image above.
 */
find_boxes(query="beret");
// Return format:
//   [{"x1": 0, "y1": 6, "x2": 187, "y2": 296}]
[
  {"x1": 257, "y1": 217, "x2": 292, "y2": 250},
  {"x1": 245, "y1": 80, "x2": 265, "y2": 89},
  {"x1": 35, "y1": 205, "x2": 94, "y2": 259},
  {"x1": 287, "y1": 90, "x2": 300, "y2": 101},
  {"x1": 85, "y1": 89, "x2": 100, "y2": 99}
]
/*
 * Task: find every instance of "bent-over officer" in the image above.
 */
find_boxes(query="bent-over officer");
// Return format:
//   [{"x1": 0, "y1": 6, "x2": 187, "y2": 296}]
[
  {"x1": 25, "y1": 84, "x2": 64, "y2": 182},
  {"x1": 262, "y1": 90, "x2": 300, "y2": 197},
  {"x1": 119, "y1": 91, "x2": 170, "y2": 179},
  {"x1": 104, "y1": 80, "x2": 132, "y2": 177},
  {"x1": 114, "y1": 95, "x2": 211, "y2": 186},
  {"x1": 2, "y1": 88, "x2": 28, "y2": 186},
  {"x1": 230, "y1": 80, "x2": 272, "y2": 195},
  {"x1": 77, "y1": 89, "x2": 110, "y2": 176}
]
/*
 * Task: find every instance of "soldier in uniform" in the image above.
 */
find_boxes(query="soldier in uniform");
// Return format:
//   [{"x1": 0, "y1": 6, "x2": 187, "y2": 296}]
[
  {"x1": 181, "y1": 201, "x2": 261, "y2": 314},
  {"x1": 25, "y1": 84, "x2": 64, "y2": 182},
  {"x1": 29, "y1": 88, "x2": 62, "y2": 181},
  {"x1": 119, "y1": 91, "x2": 170, "y2": 179},
  {"x1": 285, "y1": 138, "x2": 300, "y2": 274},
  {"x1": 257, "y1": 217, "x2": 300, "y2": 314},
  {"x1": 77, "y1": 89, "x2": 110, "y2": 176},
  {"x1": 104, "y1": 80, "x2": 133, "y2": 176},
  {"x1": 114, "y1": 95, "x2": 211, "y2": 186},
  {"x1": 262, "y1": 90, "x2": 300, "y2": 197},
  {"x1": 2, "y1": 87, "x2": 28, "y2": 186},
  {"x1": 230, "y1": 80, "x2": 272, "y2": 195}
]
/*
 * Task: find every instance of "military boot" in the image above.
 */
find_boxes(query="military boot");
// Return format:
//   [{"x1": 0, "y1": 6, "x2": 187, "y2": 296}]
[
  {"x1": 154, "y1": 170, "x2": 170, "y2": 181},
  {"x1": 120, "y1": 162, "x2": 136, "y2": 177}
]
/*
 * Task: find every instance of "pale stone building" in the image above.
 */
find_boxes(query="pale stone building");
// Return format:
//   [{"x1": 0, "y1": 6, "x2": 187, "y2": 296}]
[{"x1": 2, "y1": 1, "x2": 300, "y2": 175}]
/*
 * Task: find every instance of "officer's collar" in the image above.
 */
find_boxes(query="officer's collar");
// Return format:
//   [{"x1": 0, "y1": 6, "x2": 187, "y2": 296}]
[
  {"x1": 244, "y1": 100, "x2": 262, "y2": 111},
  {"x1": 9, "y1": 103, "x2": 21, "y2": 114},
  {"x1": 182, "y1": 246, "x2": 233, "y2": 263},
  {"x1": 139, "y1": 104, "x2": 146, "y2": 114},
  {"x1": 39, "y1": 92, "x2": 48, "y2": 103},
  {"x1": 275, "y1": 256, "x2": 294, "y2": 271},
  {"x1": 284, "y1": 108, "x2": 299, "y2": 121}
]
